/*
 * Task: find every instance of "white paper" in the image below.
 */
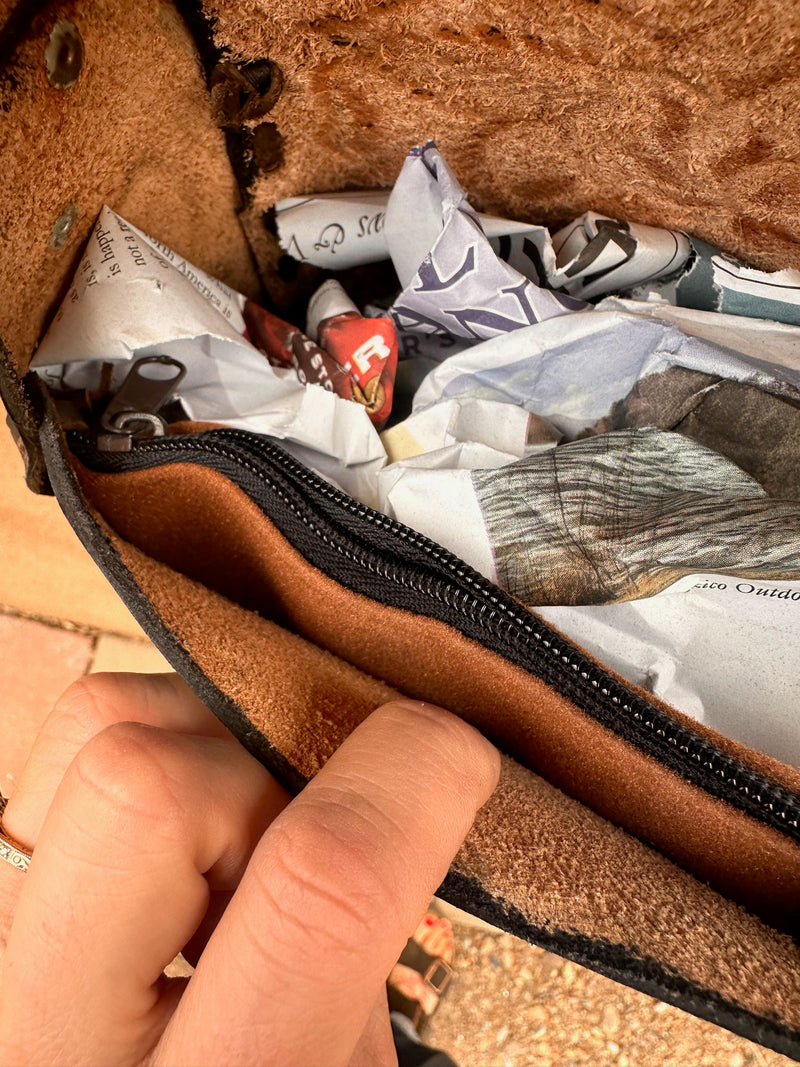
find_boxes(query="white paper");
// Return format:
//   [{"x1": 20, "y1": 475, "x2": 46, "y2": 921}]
[
  {"x1": 274, "y1": 190, "x2": 392, "y2": 270},
  {"x1": 32, "y1": 210, "x2": 247, "y2": 370},
  {"x1": 597, "y1": 296, "x2": 800, "y2": 372},
  {"x1": 274, "y1": 183, "x2": 556, "y2": 284},
  {"x1": 541, "y1": 574, "x2": 800, "y2": 769},
  {"x1": 380, "y1": 396, "x2": 536, "y2": 464},
  {"x1": 32, "y1": 207, "x2": 386, "y2": 484},
  {"x1": 385, "y1": 143, "x2": 584, "y2": 345},
  {"x1": 550, "y1": 212, "x2": 691, "y2": 300},
  {"x1": 306, "y1": 278, "x2": 359, "y2": 341},
  {"x1": 379, "y1": 463, "x2": 499, "y2": 580},
  {"x1": 412, "y1": 308, "x2": 800, "y2": 438}
]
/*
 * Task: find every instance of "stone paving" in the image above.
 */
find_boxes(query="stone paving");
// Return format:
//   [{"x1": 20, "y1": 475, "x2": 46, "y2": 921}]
[{"x1": 0, "y1": 417, "x2": 791, "y2": 1066}]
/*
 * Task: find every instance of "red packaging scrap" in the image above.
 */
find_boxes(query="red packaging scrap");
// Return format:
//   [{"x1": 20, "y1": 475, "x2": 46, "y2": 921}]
[{"x1": 243, "y1": 280, "x2": 398, "y2": 428}]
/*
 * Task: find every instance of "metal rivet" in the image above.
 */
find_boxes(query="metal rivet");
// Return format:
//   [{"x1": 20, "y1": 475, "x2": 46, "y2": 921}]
[
  {"x1": 46, "y1": 20, "x2": 84, "y2": 90},
  {"x1": 210, "y1": 60, "x2": 283, "y2": 125},
  {"x1": 50, "y1": 203, "x2": 78, "y2": 249}
]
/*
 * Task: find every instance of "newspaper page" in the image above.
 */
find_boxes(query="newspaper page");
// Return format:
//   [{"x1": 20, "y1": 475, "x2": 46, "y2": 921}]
[
  {"x1": 378, "y1": 429, "x2": 800, "y2": 769},
  {"x1": 549, "y1": 212, "x2": 691, "y2": 300},
  {"x1": 31, "y1": 207, "x2": 387, "y2": 498},
  {"x1": 31, "y1": 163, "x2": 800, "y2": 768},
  {"x1": 632, "y1": 237, "x2": 800, "y2": 325},
  {"x1": 540, "y1": 575, "x2": 800, "y2": 770},
  {"x1": 275, "y1": 144, "x2": 800, "y2": 332},
  {"x1": 273, "y1": 186, "x2": 557, "y2": 282}
]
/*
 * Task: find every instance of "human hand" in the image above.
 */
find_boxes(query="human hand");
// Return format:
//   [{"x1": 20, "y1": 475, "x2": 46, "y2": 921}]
[{"x1": 0, "y1": 672, "x2": 499, "y2": 1066}]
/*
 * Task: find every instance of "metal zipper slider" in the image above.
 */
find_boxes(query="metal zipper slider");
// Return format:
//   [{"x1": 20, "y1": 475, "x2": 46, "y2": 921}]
[{"x1": 97, "y1": 356, "x2": 187, "y2": 452}]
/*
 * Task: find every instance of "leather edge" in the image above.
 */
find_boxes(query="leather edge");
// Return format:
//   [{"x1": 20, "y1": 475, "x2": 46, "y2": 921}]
[
  {"x1": 36, "y1": 396, "x2": 800, "y2": 1056},
  {"x1": 36, "y1": 391, "x2": 306, "y2": 793},
  {"x1": 0, "y1": 354, "x2": 50, "y2": 494},
  {"x1": 439, "y1": 869, "x2": 800, "y2": 1062}
]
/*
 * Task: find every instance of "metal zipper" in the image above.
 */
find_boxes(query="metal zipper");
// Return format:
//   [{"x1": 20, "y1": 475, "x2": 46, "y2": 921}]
[
  {"x1": 69, "y1": 427, "x2": 800, "y2": 842},
  {"x1": 96, "y1": 356, "x2": 186, "y2": 450}
]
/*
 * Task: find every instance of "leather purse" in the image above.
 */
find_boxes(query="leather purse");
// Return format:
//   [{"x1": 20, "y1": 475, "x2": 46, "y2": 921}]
[{"x1": 2, "y1": 0, "x2": 800, "y2": 1057}]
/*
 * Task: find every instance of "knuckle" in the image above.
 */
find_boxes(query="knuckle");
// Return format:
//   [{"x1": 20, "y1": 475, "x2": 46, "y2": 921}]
[
  {"x1": 67, "y1": 721, "x2": 184, "y2": 838},
  {"x1": 49, "y1": 674, "x2": 129, "y2": 743},
  {"x1": 263, "y1": 798, "x2": 402, "y2": 937}
]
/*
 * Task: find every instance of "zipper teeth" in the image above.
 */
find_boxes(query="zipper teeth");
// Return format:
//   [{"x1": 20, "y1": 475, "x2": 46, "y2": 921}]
[{"x1": 74, "y1": 430, "x2": 800, "y2": 832}]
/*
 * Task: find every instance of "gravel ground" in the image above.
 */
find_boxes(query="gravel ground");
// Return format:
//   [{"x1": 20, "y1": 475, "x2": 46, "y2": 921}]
[
  {"x1": 166, "y1": 912, "x2": 792, "y2": 1066},
  {"x1": 424, "y1": 922, "x2": 792, "y2": 1067}
]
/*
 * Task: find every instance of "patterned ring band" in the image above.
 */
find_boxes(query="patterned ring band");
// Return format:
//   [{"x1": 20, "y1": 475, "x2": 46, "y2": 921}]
[{"x1": 0, "y1": 793, "x2": 32, "y2": 873}]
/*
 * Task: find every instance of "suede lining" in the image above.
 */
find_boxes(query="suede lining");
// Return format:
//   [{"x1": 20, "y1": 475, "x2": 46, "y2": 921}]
[
  {"x1": 200, "y1": 0, "x2": 800, "y2": 311},
  {"x1": 438, "y1": 868, "x2": 800, "y2": 1059},
  {"x1": 60, "y1": 517, "x2": 800, "y2": 1035},
  {"x1": 4, "y1": 0, "x2": 800, "y2": 373},
  {"x1": 74, "y1": 458, "x2": 800, "y2": 934},
  {"x1": 0, "y1": 0, "x2": 259, "y2": 375},
  {"x1": 455, "y1": 757, "x2": 800, "y2": 1034}
]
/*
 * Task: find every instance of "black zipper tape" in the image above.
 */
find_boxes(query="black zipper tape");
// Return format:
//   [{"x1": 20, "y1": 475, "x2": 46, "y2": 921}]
[{"x1": 70, "y1": 428, "x2": 800, "y2": 843}]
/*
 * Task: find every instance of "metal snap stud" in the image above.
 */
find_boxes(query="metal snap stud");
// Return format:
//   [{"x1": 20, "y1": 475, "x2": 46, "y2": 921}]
[
  {"x1": 50, "y1": 203, "x2": 79, "y2": 248},
  {"x1": 45, "y1": 20, "x2": 84, "y2": 90}
]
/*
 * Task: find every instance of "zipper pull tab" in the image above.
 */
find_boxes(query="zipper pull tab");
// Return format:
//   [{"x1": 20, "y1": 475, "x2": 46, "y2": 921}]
[{"x1": 97, "y1": 356, "x2": 186, "y2": 452}]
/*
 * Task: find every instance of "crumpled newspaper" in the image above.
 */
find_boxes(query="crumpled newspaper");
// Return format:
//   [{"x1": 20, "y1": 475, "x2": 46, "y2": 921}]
[
  {"x1": 549, "y1": 213, "x2": 691, "y2": 300},
  {"x1": 31, "y1": 207, "x2": 387, "y2": 500},
  {"x1": 383, "y1": 142, "x2": 587, "y2": 344},
  {"x1": 409, "y1": 306, "x2": 800, "y2": 438},
  {"x1": 551, "y1": 218, "x2": 800, "y2": 323},
  {"x1": 31, "y1": 177, "x2": 800, "y2": 770},
  {"x1": 540, "y1": 574, "x2": 800, "y2": 770},
  {"x1": 274, "y1": 175, "x2": 557, "y2": 284},
  {"x1": 276, "y1": 142, "x2": 800, "y2": 328}
]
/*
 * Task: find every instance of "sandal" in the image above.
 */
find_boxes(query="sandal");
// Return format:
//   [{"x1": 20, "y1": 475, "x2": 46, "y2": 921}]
[{"x1": 387, "y1": 911, "x2": 455, "y2": 1035}]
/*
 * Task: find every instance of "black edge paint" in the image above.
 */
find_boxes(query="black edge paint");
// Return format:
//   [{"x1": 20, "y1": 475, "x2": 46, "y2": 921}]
[
  {"x1": 439, "y1": 870, "x2": 800, "y2": 1062},
  {"x1": 38, "y1": 407, "x2": 305, "y2": 795}
]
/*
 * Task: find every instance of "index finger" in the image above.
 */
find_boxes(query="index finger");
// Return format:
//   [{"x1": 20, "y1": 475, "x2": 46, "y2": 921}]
[{"x1": 159, "y1": 700, "x2": 500, "y2": 1067}]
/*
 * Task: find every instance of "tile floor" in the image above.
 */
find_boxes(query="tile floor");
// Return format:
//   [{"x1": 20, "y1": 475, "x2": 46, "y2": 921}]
[{"x1": 0, "y1": 416, "x2": 169, "y2": 795}]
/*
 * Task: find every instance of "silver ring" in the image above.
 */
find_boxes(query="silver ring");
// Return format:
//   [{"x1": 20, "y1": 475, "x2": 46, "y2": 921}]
[{"x1": 0, "y1": 794, "x2": 31, "y2": 873}]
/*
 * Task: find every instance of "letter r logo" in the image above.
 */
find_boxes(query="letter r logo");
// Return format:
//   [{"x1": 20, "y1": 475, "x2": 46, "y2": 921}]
[{"x1": 350, "y1": 335, "x2": 391, "y2": 375}]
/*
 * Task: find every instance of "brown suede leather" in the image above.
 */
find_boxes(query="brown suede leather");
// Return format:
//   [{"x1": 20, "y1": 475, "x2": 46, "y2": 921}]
[
  {"x1": 75, "y1": 458, "x2": 800, "y2": 933},
  {"x1": 0, "y1": 0, "x2": 259, "y2": 374},
  {"x1": 462, "y1": 758, "x2": 800, "y2": 1033},
  {"x1": 4, "y1": 0, "x2": 800, "y2": 372},
  {"x1": 3, "y1": 0, "x2": 800, "y2": 1048},
  {"x1": 213, "y1": 0, "x2": 800, "y2": 314},
  {"x1": 67, "y1": 519, "x2": 800, "y2": 1035}
]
